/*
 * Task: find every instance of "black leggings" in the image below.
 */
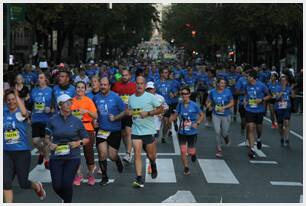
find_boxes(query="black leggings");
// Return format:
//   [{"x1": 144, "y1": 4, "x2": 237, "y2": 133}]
[
  {"x1": 49, "y1": 158, "x2": 80, "y2": 203},
  {"x1": 4, "y1": 150, "x2": 32, "y2": 190}
]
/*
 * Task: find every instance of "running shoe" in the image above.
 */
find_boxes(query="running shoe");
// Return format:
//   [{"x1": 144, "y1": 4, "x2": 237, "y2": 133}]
[
  {"x1": 116, "y1": 158, "x2": 124, "y2": 173},
  {"x1": 184, "y1": 167, "x2": 191, "y2": 176},
  {"x1": 256, "y1": 139, "x2": 262, "y2": 150},
  {"x1": 224, "y1": 136, "x2": 230, "y2": 146},
  {"x1": 87, "y1": 175, "x2": 96, "y2": 186},
  {"x1": 248, "y1": 148, "x2": 256, "y2": 159},
  {"x1": 191, "y1": 154, "x2": 197, "y2": 162},
  {"x1": 35, "y1": 182, "x2": 46, "y2": 200},
  {"x1": 284, "y1": 139, "x2": 289, "y2": 147},
  {"x1": 132, "y1": 177, "x2": 144, "y2": 188},
  {"x1": 216, "y1": 149, "x2": 223, "y2": 158},
  {"x1": 44, "y1": 160, "x2": 49, "y2": 170},
  {"x1": 151, "y1": 163, "x2": 158, "y2": 179},
  {"x1": 123, "y1": 153, "x2": 132, "y2": 164},
  {"x1": 100, "y1": 175, "x2": 109, "y2": 186},
  {"x1": 147, "y1": 164, "x2": 152, "y2": 174},
  {"x1": 271, "y1": 122, "x2": 277, "y2": 129},
  {"x1": 73, "y1": 175, "x2": 83, "y2": 186},
  {"x1": 37, "y1": 154, "x2": 44, "y2": 165},
  {"x1": 280, "y1": 138, "x2": 284, "y2": 146}
]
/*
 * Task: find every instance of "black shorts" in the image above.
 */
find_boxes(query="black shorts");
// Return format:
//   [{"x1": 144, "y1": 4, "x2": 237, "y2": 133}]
[
  {"x1": 245, "y1": 111, "x2": 264, "y2": 124},
  {"x1": 164, "y1": 103, "x2": 178, "y2": 117},
  {"x1": 275, "y1": 109, "x2": 291, "y2": 124},
  {"x1": 178, "y1": 134, "x2": 197, "y2": 148},
  {"x1": 121, "y1": 116, "x2": 133, "y2": 129},
  {"x1": 4, "y1": 150, "x2": 32, "y2": 190},
  {"x1": 32, "y1": 122, "x2": 46, "y2": 138},
  {"x1": 96, "y1": 131, "x2": 122, "y2": 150},
  {"x1": 239, "y1": 105, "x2": 246, "y2": 118},
  {"x1": 131, "y1": 134, "x2": 155, "y2": 145}
]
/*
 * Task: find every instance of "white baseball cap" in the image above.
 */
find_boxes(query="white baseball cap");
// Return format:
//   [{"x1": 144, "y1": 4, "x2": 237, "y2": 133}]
[
  {"x1": 146, "y1": 81, "x2": 155, "y2": 89},
  {"x1": 57, "y1": 94, "x2": 72, "y2": 104}
]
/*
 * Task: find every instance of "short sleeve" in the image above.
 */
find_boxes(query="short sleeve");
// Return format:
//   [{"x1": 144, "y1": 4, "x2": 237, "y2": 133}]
[
  {"x1": 116, "y1": 94, "x2": 126, "y2": 112},
  {"x1": 88, "y1": 98, "x2": 97, "y2": 113},
  {"x1": 151, "y1": 93, "x2": 162, "y2": 107}
]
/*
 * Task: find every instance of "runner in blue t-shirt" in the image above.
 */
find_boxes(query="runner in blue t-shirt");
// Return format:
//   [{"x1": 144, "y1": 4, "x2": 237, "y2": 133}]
[
  {"x1": 30, "y1": 73, "x2": 53, "y2": 168},
  {"x1": 207, "y1": 78, "x2": 234, "y2": 158},
  {"x1": 93, "y1": 77, "x2": 126, "y2": 186},
  {"x1": 4, "y1": 89, "x2": 46, "y2": 203},
  {"x1": 225, "y1": 65, "x2": 240, "y2": 121},
  {"x1": 267, "y1": 72, "x2": 279, "y2": 129},
  {"x1": 173, "y1": 86, "x2": 204, "y2": 176},
  {"x1": 183, "y1": 67, "x2": 198, "y2": 101},
  {"x1": 244, "y1": 69, "x2": 271, "y2": 159},
  {"x1": 274, "y1": 75, "x2": 295, "y2": 147}
]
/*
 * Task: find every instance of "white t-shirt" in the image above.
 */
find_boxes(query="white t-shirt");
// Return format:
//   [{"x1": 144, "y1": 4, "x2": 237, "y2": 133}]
[
  {"x1": 154, "y1": 93, "x2": 168, "y2": 130},
  {"x1": 74, "y1": 75, "x2": 90, "y2": 84}
]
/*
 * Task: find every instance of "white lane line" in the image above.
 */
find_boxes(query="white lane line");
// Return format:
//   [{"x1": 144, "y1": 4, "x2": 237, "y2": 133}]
[
  {"x1": 270, "y1": 181, "x2": 303, "y2": 187},
  {"x1": 253, "y1": 147, "x2": 267, "y2": 158},
  {"x1": 198, "y1": 159, "x2": 239, "y2": 184},
  {"x1": 249, "y1": 160, "x2": 278, "y2": 164},
  {"x1": 171, "y1": 121, "x2": 181, "y2": 155},
  {"x1": 238, "y1": 141, "x2": 270, "y2": 148},
  {"x1": 264, "y1": 117, "x2": 302, "y2": 140},
  {"x1": 162, "y1": 190, "x2": 197, "y2": 203},
  {"x1": 28, "y1": 165, "x2": 51, "y2": 183},
  {"x1": 145, "y1": 158, "x2": 177, "y2": 183},
  {"x1": 300, "y1": 195, "x2": 303, "y2": 203}
]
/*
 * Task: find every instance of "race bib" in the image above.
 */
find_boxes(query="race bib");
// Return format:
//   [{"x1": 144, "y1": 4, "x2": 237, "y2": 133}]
[
  {"x1": 271, "y1": 93, "x2": 276, "y2": 99},
  {"x1": 278, "y1": 101, "x2": 288, "y2": 109},
  {"x1": 121, "y1": 95, "x2": 129, "y2": 104},
  {"x1": 228, "y1": 79, "x2": 235, "y2": 86},
  {"x1": 249, "y1": 98, "x2": 258, "y2": 108},
  {"x1": 4, "y1": 129, "x2": 20, "y2": 144},
  {"x1": 54, "y1": 144, "x2": 70, "y2": 156},
  {"x1": 215, "y1": 104, "x2": 224, "y2": 114},
  {"x1": 97, "y1": 130, "x2": 111, "y2": 139},
  {"x1": 182, "y1": 119, "x2": 192, "y2": 131},
  {"x1": 72, "y1": 110, "x2": 83, "y2": 120},
  {"x1": 34, "y1": 102, "x2": 45, "y2": 112},
  {"x1": 132, "y1": 108, "x2": 143, "y2": 119}
]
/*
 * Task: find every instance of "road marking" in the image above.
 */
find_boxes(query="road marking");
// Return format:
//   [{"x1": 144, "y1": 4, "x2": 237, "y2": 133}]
[
  {"x1": 162, "y1": 190, "x2": 196, "y2": 203},
  {"x1": 198, "y1": 159, "x2": 239, "y2": 184},
  {"x1": 264, "y1": 117, "x2": 302, "y2": 140},
  {"x1": 220, "y1": 196, "x2": 223, "y2": 203},
  {"x1": 253, "y1": 147, "x2": 267, "y2": 158},
  {"x1": 238, "y1": 141, "x2": 270, "y2": 148},
  {"x1": 300, "y1": 195, "x2": 303, "y2": 203},
  {"x1": 171, "y1": 122, "x2": 181, "y2": 155},
  {"x1": 28, "y1": 165, "x2": 52, "y2": 183},
  {"x1": 270, "y1": 181, "x2": 303, "y2": 187},
  {"x1": 145, "y1": 158, "x2": 177, "y2": 183},
  {"x1": 249, "y1": 160, "x2": 278, "y2": 164}
]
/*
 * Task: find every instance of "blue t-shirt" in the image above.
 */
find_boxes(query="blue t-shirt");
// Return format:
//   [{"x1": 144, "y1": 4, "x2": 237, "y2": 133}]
[
  {"x1": 86, "y1": 68, "x2": 99, "y2": 78},
  {"x1": 30, "y1": 86, "x2": 53, "y2": 123},
  {"x1": 208, "y1": 88, "x2": 233, "y2": 116},
  {"x1": 197, "y1": 72, "x2": 209, "y2": 86},
  {"x1": 4, "y1": 109, "x2": 30, "y2": 151},
  {"x1": 267, "y1": 81, "x2": 279, "y2": 99},
  {"x1": 86, "y1": 90, "x2": 100, "y2": 100},
  {"x1": 206, "y1": 77, "x2": 217, "y2": 91},
  {"x1": 258, "y1": 70, "x2": 271, "y2": 84},
  {"x1": 176, "y1": 101, "x2": 202, "y2": 135},
  {"x1": 94, "y1": 91, "x2": 125, "y2": 132},
  {"x1": 46, "y1": 113, "x2": 88, "y2": 159},
  {"x1": 183, "y1": 74, "x2": 198, "y2": 93},
  {"x1": 155, "y1": 80, "x2": 177, "y2": 105},
  {"x1": 148, "y1": 69, "x2": 160, "y2": 83},
  {"x1": 245, "y1": 81, "x2": 269, "y2": 113},
  {"x1": 226, "y1": 72, "x2": 240, "y2": 93},
  {"x1": 169, "y1": 79, "x2": 181, "y2": 104},
  {"x1": 235, "y1": 76, "x2": 248, "y2": 105},
  {"x1": 22, "y1": 72, "x2": 37, "y2": 86},
  {"x1": 274, "y1": 85, "x2": 292, "y2": 110},
  {"x1": 53, "y1": 84, "x2": 76, "y2": 111}
]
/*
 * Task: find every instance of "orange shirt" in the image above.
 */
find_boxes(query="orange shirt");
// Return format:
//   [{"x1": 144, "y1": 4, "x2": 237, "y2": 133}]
[{"x1": 71, "y1": 96, "x2": 97, "y2": 131}]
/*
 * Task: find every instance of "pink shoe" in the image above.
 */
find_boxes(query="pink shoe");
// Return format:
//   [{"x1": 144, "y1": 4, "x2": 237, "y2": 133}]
[
  {"x1": 87, "y1": 175, "x2": 96, "y2": 186},
  {"x1": 73, "y1": 175, "x2": 83, "y2": 186},
  {"x1": 35, "y1": 182, "x2": 46, "y2": 200}
]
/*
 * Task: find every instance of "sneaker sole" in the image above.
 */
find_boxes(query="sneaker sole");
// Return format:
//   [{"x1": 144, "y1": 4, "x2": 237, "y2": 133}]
[{"x1": 132, "y1": 182, "x2": 144, "y2": 188}]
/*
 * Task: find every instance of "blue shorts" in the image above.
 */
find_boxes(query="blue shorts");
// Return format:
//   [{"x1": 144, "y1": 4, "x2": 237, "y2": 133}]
[{"x1": 275, "y1": 109, "x2": 291, "y2": 124}]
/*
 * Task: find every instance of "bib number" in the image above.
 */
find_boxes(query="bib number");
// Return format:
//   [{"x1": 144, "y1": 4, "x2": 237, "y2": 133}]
[
  {"x1": 182, "y1": 119, "x2": 192, "y2": 131},
  {"x1": 228, "y1": 79, "x2": 235, "y2": 86},
  {"x1": 54, "y1": 144, "x2": 70, "y2": 156},
  {"x1": 278, "y1": 101, "x2": 288, "y2": 109},
  {"x1": 249, "y1": 99, "x2": 258, "y2": 108},
  {"x1": 4, "y1": 129, "x2": 20, "y2": 144},
  {"x1": 97, "y1": 130, "x2": 111, "y2": 139},
  {"x1": 132, "y1": 108, "x2": 143, "y2": 119},
  {"x1": 34, "y1": 102, "x2": 45, "y2": 112},
  {"x1": 215, "y1": 104, "x2": 224, "y2": 114}
]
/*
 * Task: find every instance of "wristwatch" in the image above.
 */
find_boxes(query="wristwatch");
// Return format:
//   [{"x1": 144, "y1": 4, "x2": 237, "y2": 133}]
[{"x1": 80, "y1": 140, "x2": 83, "y2": 146}]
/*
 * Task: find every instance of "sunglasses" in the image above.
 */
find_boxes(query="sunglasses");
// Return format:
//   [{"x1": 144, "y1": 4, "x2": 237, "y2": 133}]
[{"x1": 181, "y1": 92, "x2": 190, "y2": 95}]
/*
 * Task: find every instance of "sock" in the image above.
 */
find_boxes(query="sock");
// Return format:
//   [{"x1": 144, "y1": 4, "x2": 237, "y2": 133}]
[{"x1": 98, "y1": 160, "x2": 107, "y2": 177}]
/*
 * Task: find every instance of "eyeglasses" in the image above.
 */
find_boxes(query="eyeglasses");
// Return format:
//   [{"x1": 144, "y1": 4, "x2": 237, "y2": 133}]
[
  {"x1": 60, "y1": 101, "x2": 72, "y2": 106},
  {"x1": 181, "y1": 93, "x2": 190, "y2": 95}
]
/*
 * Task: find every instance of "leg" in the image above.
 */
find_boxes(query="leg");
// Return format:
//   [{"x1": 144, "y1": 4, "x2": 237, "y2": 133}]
[
  {"x1": 49, "y1": 159, "x2": 65, "y2": 200},
  {"x1": 187, "y1": 135, "x2": 197, "y2": 160},
  {"x1": 247, "y1": 122, "x2": 256, "y2": 148},
  {"x1": 132, "y1": 139, "x2": 143, "y2": 177},
  {"x1": 221, "y1": 116, "x2": 231, "y2": 144},
  {"x1": 3, "y1": 152, "x2": 15, "y2": 203},
  {"x1": 83, "y1": 132, "x2": 95, "y2": 176},
  {"x1": 178, "y1": 135, "x2": 188, "y2": 168},
  {"x1": 96, "y1": 141, "x2": 108, "y2": 177},
  {"x1": 32, "y1": 137, "x2": 44, "y2": 155},
  {"x1": 212, "y1": 114, "x2": 222, "y2": 150}
]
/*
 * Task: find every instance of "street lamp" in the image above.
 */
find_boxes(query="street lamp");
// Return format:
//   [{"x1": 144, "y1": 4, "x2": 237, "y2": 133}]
[{"x1": 191, "y1": 30, "x2": 196, "y2": 37}]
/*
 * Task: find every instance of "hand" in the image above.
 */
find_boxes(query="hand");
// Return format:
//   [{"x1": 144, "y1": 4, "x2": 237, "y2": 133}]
[
  {"x1": 69, "y1": 140, "x2": 81, "y2": 149},
  {"x1": 93, "y1": 119, "x2": 99, "y2": 128},
  {"x1": 79, "y1": 108, "x2": 88, "y2": 115},
  {"x1": 140, "y1": 111, "x2": 149, "y2": 118},
  {"x1": 109, "y1": 114, "x2": 116, "y2": 122},
  {"x1": 256, "y1": 99, "x2": 262, "y2": 104},
  {"x1": 126, "y1": 109, "x2": 133, "y2": 116},
  {"x1": 218, "y1": 106, "x2": 225, "y2": 113},
  {"x1": 192, "y1": 123, "x2": 199, "y2": 129},
  {"x1": 49, "y1": 143, "x2": 58, "y2": 151}
]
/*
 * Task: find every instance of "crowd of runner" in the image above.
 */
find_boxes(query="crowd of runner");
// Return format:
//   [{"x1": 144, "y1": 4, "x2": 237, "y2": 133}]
[{"x1": 3, "y1": 59, "x2": 303, "y2": 203}]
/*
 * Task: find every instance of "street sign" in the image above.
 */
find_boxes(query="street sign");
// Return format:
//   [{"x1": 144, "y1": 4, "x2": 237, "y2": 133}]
[{"x1": 10, "y1": 4, "x2": 25, "y2": 22}]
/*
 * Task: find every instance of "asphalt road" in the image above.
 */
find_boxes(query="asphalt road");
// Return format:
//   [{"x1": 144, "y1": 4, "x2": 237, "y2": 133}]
[{"x1": 12, "y1": 113, "x2": 303, "y2": 203}]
